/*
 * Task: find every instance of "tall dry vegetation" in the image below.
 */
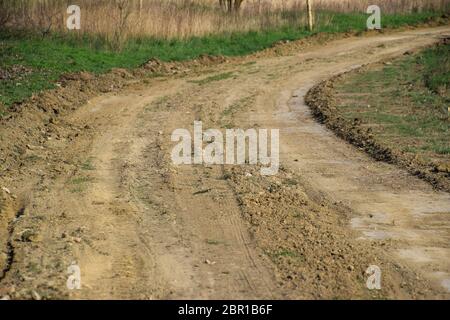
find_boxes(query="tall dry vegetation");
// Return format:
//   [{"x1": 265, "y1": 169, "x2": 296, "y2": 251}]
[{"x1": 0, "y1": 0, "x2": 448, "y2": 41}]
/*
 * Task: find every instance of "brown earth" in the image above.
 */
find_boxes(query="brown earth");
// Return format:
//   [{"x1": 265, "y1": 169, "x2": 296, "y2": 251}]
[{"x1": 0, "y1": 26, "x2": 450, "y2": 299}]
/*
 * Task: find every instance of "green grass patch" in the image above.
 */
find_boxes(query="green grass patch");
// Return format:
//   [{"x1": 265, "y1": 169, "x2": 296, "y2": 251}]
[
  {"x1": 334, "y1": 43, "x2": 450, "y2": 164},
  {"x1": 68, "y1": 176, "x2": 94, "y2": 193},
  {"x1": 419, "y1": 44, "x2": 450, "y2": 95},
  {"x1": 80, "y1": 158, "x2": 95, "y2": 171},
  {"x1": 70, "y1": 176, "x2": 93, "y2": 184}
]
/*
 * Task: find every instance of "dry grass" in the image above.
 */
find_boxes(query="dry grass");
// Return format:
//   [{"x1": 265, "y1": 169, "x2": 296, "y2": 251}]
[{"x1": 1, "y1": 0, "x2": 448, "y2": 41}]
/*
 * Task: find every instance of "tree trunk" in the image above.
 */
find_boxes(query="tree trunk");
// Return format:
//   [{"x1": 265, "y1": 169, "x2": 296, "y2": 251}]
[
  {"x1": 219, "y1": 0, "x2": 243, "y2": 13},
  {"x1": 307, "y1": 0, "x2": 314, "y2": 31}
]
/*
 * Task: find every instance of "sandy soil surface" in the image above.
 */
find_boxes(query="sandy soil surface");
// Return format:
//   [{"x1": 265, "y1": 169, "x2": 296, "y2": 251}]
[{"x1": 0, "y1": 26, "x2": 449, "y2": 300}]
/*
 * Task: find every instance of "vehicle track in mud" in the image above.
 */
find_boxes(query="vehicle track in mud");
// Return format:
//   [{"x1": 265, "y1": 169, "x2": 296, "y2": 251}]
[{"x1": 0, "y1": 26, "x2": 449, "y2": 299}]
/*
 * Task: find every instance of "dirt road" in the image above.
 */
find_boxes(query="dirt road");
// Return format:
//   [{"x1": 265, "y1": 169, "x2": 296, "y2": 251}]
[{"x1": 0, "y1": 27, "x2": 449, "y2": 299}]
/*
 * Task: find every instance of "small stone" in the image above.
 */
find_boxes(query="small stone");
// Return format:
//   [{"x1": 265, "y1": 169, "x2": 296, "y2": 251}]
[
  {"x1": 31, "y1": 290, "x2": 41, "y2": 300},
  {"x1": 19, "y1": 229, "x2": 36, "y2": 242},
  {"x1": 2, "y1": 187, "x2": 11, "y2": 194},
  {"x1": 437, "y1": 163, "x2": 450, "y2": 174}
]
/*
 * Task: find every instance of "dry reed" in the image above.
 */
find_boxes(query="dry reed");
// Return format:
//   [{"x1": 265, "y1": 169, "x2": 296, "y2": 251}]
[{"x1": 1, "y1": 0, "x2": 448, "y2": 40}]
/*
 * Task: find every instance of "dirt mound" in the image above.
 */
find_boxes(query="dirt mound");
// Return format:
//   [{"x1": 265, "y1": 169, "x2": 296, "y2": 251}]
[
  {"x1": 0, "y1": 69, "x2": 136, "y2": 176},
  {"x1": 59, "y1": 71, "x2": 94, "y2": 82},
  {"x1": 142, "y1": 55, "x2": 228, "y2": 75},
  {"x1": 195, "y1": 54, "x2": 228, "y2": 65},
  {"x1": 226, "y1": 165, "x2": 432, "y2": 298},
  {"x1": 142, "y1": 58, "x2": 188, "y2": 74}
]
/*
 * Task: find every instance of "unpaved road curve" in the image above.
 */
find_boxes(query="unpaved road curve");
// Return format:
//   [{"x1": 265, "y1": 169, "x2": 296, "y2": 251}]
[{"x1": 1, "y1": 27, "x2": 449, "y2": 299}]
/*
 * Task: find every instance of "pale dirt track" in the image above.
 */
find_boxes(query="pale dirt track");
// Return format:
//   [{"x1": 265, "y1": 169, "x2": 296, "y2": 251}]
[{"x1": 0, "y1": 27, "x2": 449, "y2": 299}]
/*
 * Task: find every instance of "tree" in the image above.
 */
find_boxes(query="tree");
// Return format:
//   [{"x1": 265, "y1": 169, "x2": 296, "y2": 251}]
[{"x1": 219, "y1": 0, "x2": 244, "y2": 13}]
